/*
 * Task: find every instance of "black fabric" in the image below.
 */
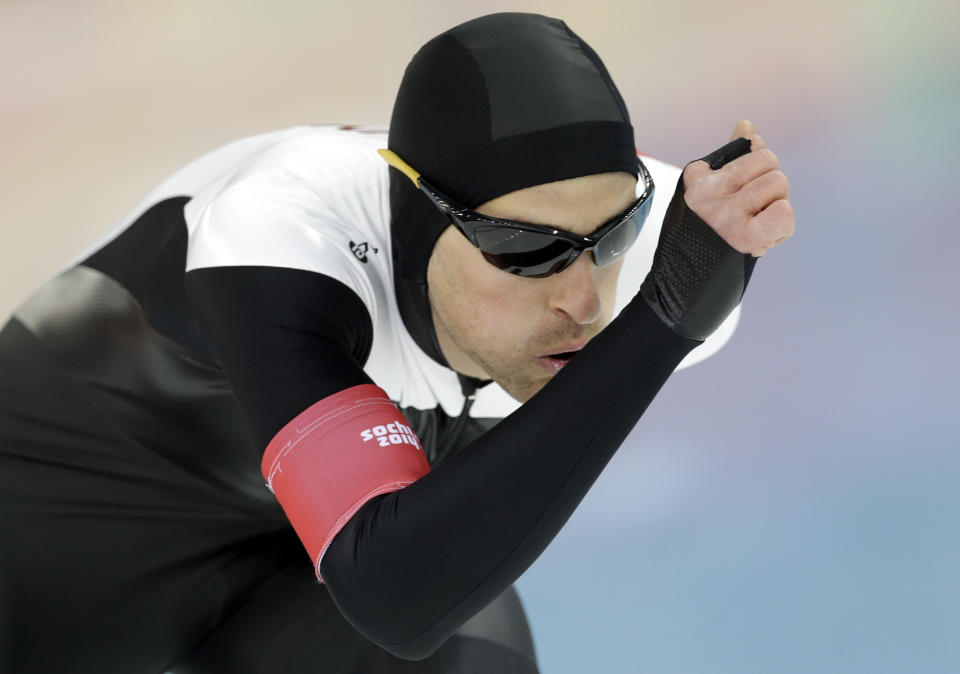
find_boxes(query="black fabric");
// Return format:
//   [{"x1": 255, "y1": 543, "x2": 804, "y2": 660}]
[
  {"x1": 388, "y1": 14, "x2": 637, "y2": 207},
  {"x1": 320, "y1": 295, "x2": 698, "y2": 659},
  {"x1": 700, "y1": 137, "x2": 752, "y2": 171},
  {"x1": 82, "y1": 195, "x2": 213, "y2": 359},
  {"x1": 13, "y1": 265, "x2": 273, "y2": 503},
  {"x1": 183, "y1": 264, "x2": 494, "y2": 468},
  {"x1": 170, "y1": 568, "x2": 537, "y2": 674},
  {"x1": 0, "y1": 316, "x2": 289, "y2": 673},
  {"x1": 392, "y1": 254, "x2": 448, "y2": 367},
  {"x1": 453, "y1": 13, "x2": 625, "y2": 140},
  {"x1": 404, "y1": 401, "x2": 500, "y2": 467},
  {"x1": 388, "y1": 12, "x2": 638, "y2": 365},
  {"x1": 640, "y1": 139, "x2": 758, "y2": 340},
  {"x1": 1, "y1": 15, "x2": 731, "y2": 669},
  {"x1": 1, "y1": 278, "x2": 537, "y2": 672},
  {"x1": 0, "y1": 316, "x2": 536, "y2": 674},
  {"x1": 185, "y1": 266, "x2": 375, "y2": 449}
]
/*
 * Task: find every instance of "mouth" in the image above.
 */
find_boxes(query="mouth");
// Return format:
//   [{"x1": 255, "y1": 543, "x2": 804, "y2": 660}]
[{"x1": 535, "y1": 341, "x2": 589, "y2": 374}]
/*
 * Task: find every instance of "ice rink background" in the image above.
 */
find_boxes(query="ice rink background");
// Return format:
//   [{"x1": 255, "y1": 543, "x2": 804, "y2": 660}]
[{"x1": 2, "y1": 1, "x2": 958, "y2": 672}]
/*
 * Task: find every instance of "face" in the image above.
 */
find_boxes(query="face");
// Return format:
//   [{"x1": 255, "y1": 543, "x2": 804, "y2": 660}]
[{"x1": 426, "y1": 171, "x2": 638, "y2": 402}]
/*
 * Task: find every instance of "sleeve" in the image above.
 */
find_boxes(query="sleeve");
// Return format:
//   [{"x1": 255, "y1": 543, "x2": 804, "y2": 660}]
[
  {"x1": 319, "y1": 296, "x2": 697, "y2": 660},
  {"x1": 186, "y1": 265, "x2": 376, "y2": 448},
  {"x1": 319, "y1": 144, "x2": 763, "y2": 660},
  {"x1": 188, "y1": 261, "x2": 696, "y2": 664},
  {"x1": 189, "y1": 263, "x2": 442, "y2": 593},
  {"x1": 184, "y1": 168, "x2": 699, "y2": 663},
  {"x1": 183, "y1": 165, "x2": 386, "y2": 447}
]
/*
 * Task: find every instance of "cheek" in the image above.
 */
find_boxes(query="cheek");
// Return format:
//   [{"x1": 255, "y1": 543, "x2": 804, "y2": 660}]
[
  {"x1": 430, "y1": 230, "x2": 542, "y2": 335},
  {"x1": 598, "y1": 258, "x2": 624, "y2": 295},
  {"x1": 595, "y1": 259, "x2": 625, "y2": 320}
]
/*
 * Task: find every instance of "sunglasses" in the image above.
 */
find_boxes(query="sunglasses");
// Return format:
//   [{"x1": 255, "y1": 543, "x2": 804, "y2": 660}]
[{"x1": 379, "y1": 149, "x2": 655, "y2": 278}]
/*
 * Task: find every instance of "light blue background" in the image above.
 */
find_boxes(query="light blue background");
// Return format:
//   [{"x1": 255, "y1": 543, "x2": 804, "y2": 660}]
[{"x1": 518, "y1": 9, "x2": 960, "y2": 670}]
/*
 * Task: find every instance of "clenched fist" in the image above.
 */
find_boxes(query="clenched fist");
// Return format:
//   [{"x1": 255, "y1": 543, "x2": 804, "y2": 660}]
[
  {"x1": 684, "y1": 120, "x2": 795, "y2": 257},
  {"x1": 640, "y1": 120, "x2": 795, "y2": 341}
]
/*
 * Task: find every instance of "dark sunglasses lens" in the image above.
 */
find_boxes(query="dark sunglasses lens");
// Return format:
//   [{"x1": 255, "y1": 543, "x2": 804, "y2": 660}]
[
  {"x1": 472, "y1": 225, "x2": 577, "y2": 277},
  {"x1": 593, "y1": 198, "x2": 652, "y2": 267}
]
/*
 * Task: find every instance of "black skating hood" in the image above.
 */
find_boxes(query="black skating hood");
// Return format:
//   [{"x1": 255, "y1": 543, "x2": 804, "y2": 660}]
[{"x1": 388, "y1": 12, "x2": 638, "y2": 368}]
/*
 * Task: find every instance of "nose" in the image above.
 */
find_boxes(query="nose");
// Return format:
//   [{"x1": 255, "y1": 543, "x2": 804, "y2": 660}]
[{"x1": 547, "y1": 253, "x2": 602, "y2": 325}]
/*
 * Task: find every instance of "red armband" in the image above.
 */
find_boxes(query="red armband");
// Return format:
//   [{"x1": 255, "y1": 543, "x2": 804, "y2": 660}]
[{"x1": 261, "y1": 383, "x2": 430, "y2": 580}]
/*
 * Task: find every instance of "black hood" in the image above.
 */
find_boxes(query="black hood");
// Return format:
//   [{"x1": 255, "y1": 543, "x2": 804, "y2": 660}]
[{"x1": 387, "y1": 12, "x2": 638, "y2": 368}]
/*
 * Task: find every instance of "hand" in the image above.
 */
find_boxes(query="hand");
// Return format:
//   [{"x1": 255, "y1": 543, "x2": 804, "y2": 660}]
[
  {"x1": 682, "y1": 120, "x2": 795, "y2": 257},
  {"x1": 638, "y1": 120, "x2": 794, "y2": 341}
]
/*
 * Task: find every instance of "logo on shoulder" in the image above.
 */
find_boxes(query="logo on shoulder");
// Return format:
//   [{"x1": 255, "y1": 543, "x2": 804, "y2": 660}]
[
  {"x1": 350, "y1": 240, "x2": 378, "y2": 264},
  {"x1": 360, "y1": 422, "x2": 422, "y2": 451}
]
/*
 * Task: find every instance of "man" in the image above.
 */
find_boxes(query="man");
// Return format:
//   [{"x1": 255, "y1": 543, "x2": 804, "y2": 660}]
[{"x1": 0, "y1": 12, "x2": 793, "y2": 674}]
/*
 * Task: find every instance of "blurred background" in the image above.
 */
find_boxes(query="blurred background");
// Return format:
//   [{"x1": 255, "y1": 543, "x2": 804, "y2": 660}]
[{"x1": 2, "y1": 1, "x2": 958, "y2": 672}]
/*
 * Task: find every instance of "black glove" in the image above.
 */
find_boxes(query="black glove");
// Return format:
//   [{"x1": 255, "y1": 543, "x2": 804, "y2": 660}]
[{"x1": 640, "y1": 137, "x2": 758, "y2": 341}]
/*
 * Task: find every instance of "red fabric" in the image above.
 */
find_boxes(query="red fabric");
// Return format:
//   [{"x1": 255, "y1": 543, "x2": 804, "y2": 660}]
[{"x1": 261, "y1": 383, "x2": 430, "y2": 580}]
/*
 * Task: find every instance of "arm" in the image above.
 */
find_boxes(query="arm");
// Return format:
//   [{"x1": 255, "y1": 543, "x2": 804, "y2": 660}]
[
  {"x1": 187, "y1": 261, "x2": 692, "y2": 661},
  {"x1": 320, "y1": 294, "x2": 695, "y2": 659},
  {"x1": 322, "y1": 124, "x2": 794, "y2": 659},
  {"x1": 188, "y1": 123, "x2": 793, "y2": 661}
]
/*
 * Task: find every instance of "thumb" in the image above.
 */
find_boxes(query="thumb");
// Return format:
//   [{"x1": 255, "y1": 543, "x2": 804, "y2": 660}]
[{"x1": 731, "y1": 119, "x2": 757, "y2": 141}]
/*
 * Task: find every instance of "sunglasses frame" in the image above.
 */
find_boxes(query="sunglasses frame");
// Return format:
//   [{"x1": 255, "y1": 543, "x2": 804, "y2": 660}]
[{"x1": 378, "y1": 148, "x2": 655, "y2": 277}]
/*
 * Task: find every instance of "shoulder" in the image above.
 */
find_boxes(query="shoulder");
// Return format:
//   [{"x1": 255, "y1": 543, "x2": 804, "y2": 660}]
[
  {"x1": 183, "y1": 125, "x2": 390, "y2": 232},
  {"x1": 183, "y1": 126, "x2": 393, "y2": 319}
]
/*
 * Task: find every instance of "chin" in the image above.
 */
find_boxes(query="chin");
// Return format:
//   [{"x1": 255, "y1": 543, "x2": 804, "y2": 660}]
[
  {"x1": 469, "y1": 353, "x2": 551, "y2": 403},
  {"x1": 494, "y1": 374, "x2": 551, "y2": 404}
]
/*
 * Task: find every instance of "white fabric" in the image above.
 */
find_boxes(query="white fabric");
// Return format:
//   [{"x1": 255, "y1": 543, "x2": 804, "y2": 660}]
[{"x1": 101, "y1": 125, "x2": 738, "y2": 419}]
